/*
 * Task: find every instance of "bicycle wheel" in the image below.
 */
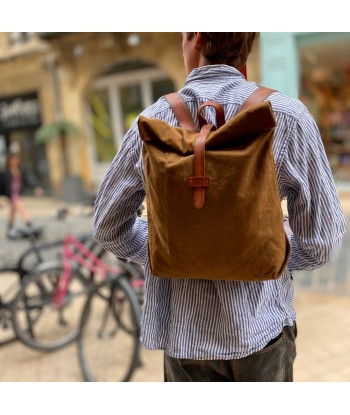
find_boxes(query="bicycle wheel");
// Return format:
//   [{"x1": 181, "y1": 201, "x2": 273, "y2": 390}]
[
  {"x1": 77, "y1": 274, "x2": 141, "y2": 382},
  {"x1": 11, "y1": 261, "x2": 90, "y2": 352},
  {"x1": 96, "y1": 247, "x2": 145, "y2": 305},
  {"x1": 0, "y1": 270, "x2": 22, "y2": 346}
]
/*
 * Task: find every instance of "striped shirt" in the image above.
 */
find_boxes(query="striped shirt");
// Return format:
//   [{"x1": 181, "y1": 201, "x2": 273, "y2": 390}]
[{"x1": 94, "y1": 65, "x2": 346, "y2": 359}]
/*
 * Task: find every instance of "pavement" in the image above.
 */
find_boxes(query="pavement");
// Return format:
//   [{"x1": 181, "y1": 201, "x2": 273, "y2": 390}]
[{"x1": 0, "y1": 194, "x2": 350, "y2": 382}]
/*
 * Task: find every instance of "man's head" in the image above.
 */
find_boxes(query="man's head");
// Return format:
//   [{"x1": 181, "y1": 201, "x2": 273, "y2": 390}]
[{"x1": 182, "y1": 32, "x2": 257, "y2": 75}]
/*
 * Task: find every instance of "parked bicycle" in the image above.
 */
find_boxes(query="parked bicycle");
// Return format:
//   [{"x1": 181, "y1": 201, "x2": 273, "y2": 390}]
[
  {"x1": 11, "y1": 232, "x2": 143, "y2": 382},
  {"x1": 0, "y1": 225, "x2": 48, "y2": 345},
  {"x1": 0, "y1": 224, "x2": 105, "y2": 345}
]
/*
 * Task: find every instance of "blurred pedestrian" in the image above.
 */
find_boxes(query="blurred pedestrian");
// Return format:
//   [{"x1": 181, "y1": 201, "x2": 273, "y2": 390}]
[
  {"x1": 94, "y1": 33, "x2": 346, "y2": 382},
  {"x1": 0, "y1": 150, "x2": 43, "y2": 240}
]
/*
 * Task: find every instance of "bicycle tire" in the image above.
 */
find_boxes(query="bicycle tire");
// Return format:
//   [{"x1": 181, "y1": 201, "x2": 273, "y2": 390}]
[
  {"x1": 77, "y1": 274, "x2": 141, "y2": 382},
  {"x1": 0, "y1": 270, "x2": 21, "y2": 346},
  {"x1": 96, "y1": 247, "x2": 145, "y2": 305},
  {"x1": 11, "y1": 261, "x2": 90, "y2": 352},
  {"x1": 0, "y1": 305, "x2": 17, "y2": 346}
]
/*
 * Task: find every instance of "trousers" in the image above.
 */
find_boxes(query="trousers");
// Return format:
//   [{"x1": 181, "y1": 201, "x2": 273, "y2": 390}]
[{"x1": 164, "y1": 322, "x2": 297, "y2": 382}]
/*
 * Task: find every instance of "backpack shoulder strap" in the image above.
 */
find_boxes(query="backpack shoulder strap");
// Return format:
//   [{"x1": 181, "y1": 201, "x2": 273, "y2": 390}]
[
  {"x1": 165, "y1": 86, "x2": 276, "y2": 129},
  {"x1": 237, "y1": 86, "x2": 277, "y2": 115},
  {"x1": 164, "y1": 92, "x2": 197, "y2": 131}
]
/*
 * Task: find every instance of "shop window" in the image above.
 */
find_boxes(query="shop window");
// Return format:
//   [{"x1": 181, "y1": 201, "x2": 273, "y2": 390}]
[
  {"x1": 4, "y1": 131, "x2": 49, "y2": 191},
  {"x1": 299, "y1": 37, "x2": 350, "y2": 182}
]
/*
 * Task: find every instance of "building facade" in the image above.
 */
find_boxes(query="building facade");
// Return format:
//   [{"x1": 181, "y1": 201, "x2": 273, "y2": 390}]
[
  {"x1": 0, "y1": 33, "x2": 51, "y2": 191},
  {"x1": 1, "y1": 32, "x2": 348, "y2": 198},
  {"x1": 0, "y1": 33, "x2": 183, "y2": 197},
  {"x1": 0, "y1": 32, "x2": 261, "y2": 198}
]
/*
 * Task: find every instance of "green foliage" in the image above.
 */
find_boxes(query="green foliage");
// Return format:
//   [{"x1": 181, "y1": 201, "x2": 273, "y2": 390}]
[{"x1": 34, "y1": 119, "x2": 80, "y2": 144}]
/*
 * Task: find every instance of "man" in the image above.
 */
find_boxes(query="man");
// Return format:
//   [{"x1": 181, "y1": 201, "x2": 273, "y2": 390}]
[{"x1": 94, "y1": 33, "x2": 346, "y2": 381}]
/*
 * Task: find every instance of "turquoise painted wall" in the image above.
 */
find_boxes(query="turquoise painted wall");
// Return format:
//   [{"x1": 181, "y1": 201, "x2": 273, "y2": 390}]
[
  {"x1": 260, "y1": 32, "x2": 350, "y2": 99},
  {"x1": 260, "y1": 32, "x2": 299, "y2": 98}
]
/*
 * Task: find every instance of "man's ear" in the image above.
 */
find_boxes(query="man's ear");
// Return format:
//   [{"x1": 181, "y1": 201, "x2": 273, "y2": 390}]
[{"x1": 193, "y1": 33, "x2": 203, "y2": 51}]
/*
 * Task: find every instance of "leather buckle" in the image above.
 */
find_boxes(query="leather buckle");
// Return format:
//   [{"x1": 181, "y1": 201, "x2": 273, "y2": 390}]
[{"x1": 187, "y1": 177, "x2": 211, "y2": 188}]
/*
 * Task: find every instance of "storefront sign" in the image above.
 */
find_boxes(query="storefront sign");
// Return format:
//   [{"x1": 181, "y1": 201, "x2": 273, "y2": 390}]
[{"x1": 0, "y1": 92, "x2": 41, "y2": 132}]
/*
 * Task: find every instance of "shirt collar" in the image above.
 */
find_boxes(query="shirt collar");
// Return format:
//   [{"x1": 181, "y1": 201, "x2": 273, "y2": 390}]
[{"x1": 185, "y1": 64, "x2": 245, "y2": 85}]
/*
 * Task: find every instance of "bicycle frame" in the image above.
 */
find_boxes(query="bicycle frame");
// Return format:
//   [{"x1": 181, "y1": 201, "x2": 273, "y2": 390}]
[{"x1": 52, "y1": 234, "x2": 125, "y2": 307}]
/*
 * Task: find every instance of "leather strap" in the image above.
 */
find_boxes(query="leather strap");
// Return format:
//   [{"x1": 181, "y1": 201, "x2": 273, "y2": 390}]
[
  {"x1": 164, "y1": 92, "x2": 197, "y2": 131},
  {"x1": 197, "y1": 101, "x2": 225, "y2": 129},
  {"x1": 237, "y1": 86, "x2": 276, "y2": 115},
  {"x1": 165, "y1": 86, "x2": 275, "y2": 131},
  {"x1": 187, "y1": 124, "x2": 213, "y2": 209}
]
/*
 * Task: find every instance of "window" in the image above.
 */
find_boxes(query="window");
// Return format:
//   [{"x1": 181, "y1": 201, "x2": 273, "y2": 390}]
[
  {"x1": 299, "y1": 37, "x2": 350, "y2": 182},
  {"x1": 120, "y1": 84, "x2": 143, "y2": 133},
  {"x1": 88, "y1": 65, "x2": 175, "y2": 163},
  {"x1": 87, "y1": 89, "x2": 114, "y2": 163}
]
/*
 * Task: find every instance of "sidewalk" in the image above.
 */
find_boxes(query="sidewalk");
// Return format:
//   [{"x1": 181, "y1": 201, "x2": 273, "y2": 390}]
[{"x1": 0, "y1": 195, "x2": 349, "y2": 382}]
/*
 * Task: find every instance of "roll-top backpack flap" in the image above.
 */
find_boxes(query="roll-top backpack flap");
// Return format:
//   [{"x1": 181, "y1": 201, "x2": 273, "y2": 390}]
[
  {"x1": 138, "y1": 115, "x2": 197, "y2": 155},
  {"x1": 205, "y1": 101, "x2": 276, "y2": 150}
]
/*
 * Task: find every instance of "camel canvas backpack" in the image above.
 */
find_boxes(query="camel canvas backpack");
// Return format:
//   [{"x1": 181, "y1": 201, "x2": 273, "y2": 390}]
[{"x1": 138, "y1": 87, "x2": 290, "y2": 281}]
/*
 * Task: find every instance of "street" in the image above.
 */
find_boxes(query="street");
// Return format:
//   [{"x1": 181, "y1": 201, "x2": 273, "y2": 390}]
[{"x1": 0, "y1": 195, "x2": 350, "y2": 382}]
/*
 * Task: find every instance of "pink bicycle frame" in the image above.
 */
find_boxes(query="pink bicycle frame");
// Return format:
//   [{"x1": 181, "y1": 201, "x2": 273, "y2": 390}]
[{"x1": 51, "y1": 234, "x2": 124, "y2": 307}]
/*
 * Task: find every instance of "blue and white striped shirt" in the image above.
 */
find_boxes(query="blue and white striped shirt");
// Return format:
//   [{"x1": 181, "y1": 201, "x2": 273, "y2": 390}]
[{"x1": 94, "y1": 65, "x2": 346, "y2": 359}]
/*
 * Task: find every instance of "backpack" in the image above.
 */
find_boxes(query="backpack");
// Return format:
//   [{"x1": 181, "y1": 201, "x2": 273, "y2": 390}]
[{"x1": 138, "y1": 87, "x2": 290, "y2": 281}]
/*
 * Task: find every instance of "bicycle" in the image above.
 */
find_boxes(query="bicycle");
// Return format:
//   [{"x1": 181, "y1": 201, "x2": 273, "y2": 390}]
[
  {"x1": 11, "y1": 232, "x2": 143, "y2": 382},
  {"x1": 0, "y1": 225, "x2": 50, "y2": 345},
  {"x1": 0, "y1": 223, "x2": 104, "y2": 345}
]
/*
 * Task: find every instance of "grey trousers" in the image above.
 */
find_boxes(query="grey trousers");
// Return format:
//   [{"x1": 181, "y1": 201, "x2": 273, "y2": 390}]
[{"x1": 164, "y1": 322, "x2": 297, "y2": 382}]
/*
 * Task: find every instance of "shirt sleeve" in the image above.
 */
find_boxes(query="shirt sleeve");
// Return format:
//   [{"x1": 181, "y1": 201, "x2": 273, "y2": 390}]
[
  {"x1": 279, "y1": 108, "x2": 346, "y2": 272},
  {"x1": 93, "y1": 125, "x2": 147, "y2": 265}
]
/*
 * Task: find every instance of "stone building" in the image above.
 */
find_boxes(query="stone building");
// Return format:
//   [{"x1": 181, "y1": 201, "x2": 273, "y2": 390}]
[
  {"x1": 8, "y1": 33, "x2": 350, "y2": 195},
  {"x1": 0, "y1": 32, "x2": 261, "y2": 199}
]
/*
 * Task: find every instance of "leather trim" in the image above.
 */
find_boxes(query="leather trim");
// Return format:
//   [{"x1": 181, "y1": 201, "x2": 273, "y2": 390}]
[
  {"x1": 164, "y1": 93, "x2": 197, "y2": 131},
  {"x1": 188, "y1": 124, "x2": 213, "y2": 209},
  {"x1": 197, "y1": 101, "x2": 225, "y2": 129},
  {"x1": 187, "y1": 177, "x2": 211, "y2": 188},
  {"x1": 237, "y1": 87, "x2": 277, "y2": 115}
]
